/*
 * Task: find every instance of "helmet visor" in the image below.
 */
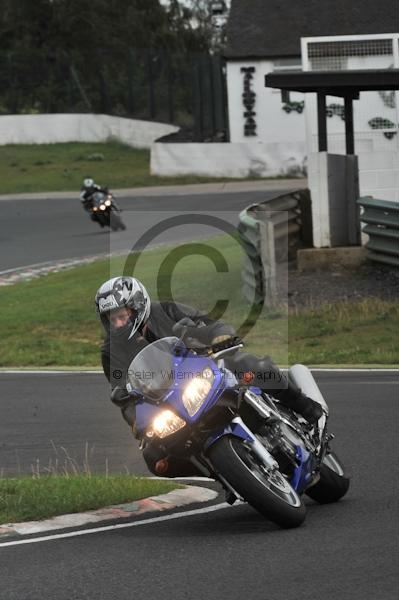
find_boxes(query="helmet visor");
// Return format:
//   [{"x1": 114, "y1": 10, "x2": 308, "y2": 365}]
[{"x1": 108, "y1": 307, "x2": 138, "y2": 332}]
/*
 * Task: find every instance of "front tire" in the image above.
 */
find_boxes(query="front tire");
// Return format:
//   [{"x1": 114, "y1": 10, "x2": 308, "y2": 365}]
[
  {"x1": 95, "y1": 214, "x2": 106, "y2": 228},
  {"x1": 306, "y1": 452, "x2": 350, "y2": 504},
  {"x1": 208, "y1": 436, "x2": 306, "y2": 528}
]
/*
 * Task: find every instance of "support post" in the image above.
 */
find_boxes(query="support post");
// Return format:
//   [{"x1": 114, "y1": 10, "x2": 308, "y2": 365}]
[
  {"x1": 259, "y1": 221, "x2": 278, "y2": 305},
  {"x1": 344, "y1": 95, "x2": 354, "y2": 155},
  {"x1": 317, "y1": 93, "x2": 327, "y2": 152}
]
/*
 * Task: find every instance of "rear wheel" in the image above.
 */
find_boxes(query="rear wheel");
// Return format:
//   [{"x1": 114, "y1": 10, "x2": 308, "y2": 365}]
[
  {"x1": 110, "y1": 212, "x2": 126, "y2": 231},
  {"x1": 101, "y1": 212, "x2": 110, "y2": 227},
  {"x1": 208, "y1": 436, "x2": 306, "y2": 528},
  {"x1": 306, "y1": 452, "x2": 350, "y2": 504}
]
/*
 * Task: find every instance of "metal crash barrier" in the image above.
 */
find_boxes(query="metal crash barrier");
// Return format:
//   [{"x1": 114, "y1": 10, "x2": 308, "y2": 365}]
[
  {"x1": 237, "y1": 189, "x2": 312, "y2": 305},
  {"x1": 357, "y1": 197, "x2": 399, "y2": 268}
]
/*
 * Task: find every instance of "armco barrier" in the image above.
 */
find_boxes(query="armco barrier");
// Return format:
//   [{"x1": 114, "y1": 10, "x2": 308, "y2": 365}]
[
  {"x1": 357, "y1": 197, "x2": 399, "y2": 267},
  {"x1": 237, "y1": 189, "x2": 311, "y2": 305}
]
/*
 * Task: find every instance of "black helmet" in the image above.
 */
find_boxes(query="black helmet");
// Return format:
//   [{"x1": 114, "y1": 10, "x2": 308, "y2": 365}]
[{"x1": 95, "y1": 276, "x2": 151, "y2": 339}]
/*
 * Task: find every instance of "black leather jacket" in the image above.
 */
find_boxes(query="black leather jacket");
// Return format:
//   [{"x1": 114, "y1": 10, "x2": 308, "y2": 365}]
[
  {"x1": 80, "y1": 185, "x2": 108, "y2": 209},
  {"x1": 101, "y1": 300, "x2": 316, "y2": 423},
  {"x1": 101, "y1": 300, "x2": 235, "y2": 389}
]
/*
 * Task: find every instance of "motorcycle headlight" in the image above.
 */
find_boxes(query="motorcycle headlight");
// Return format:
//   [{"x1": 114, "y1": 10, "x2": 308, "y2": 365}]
[
  {"x1": 105, "y1": 199, "x2": 111, "y2": 206},
  {"x1": 100, "y1": 204, "x2": 106, "y2": 210},
  {"x1": 92, "y1": 206, "x2": 98, "y2": 211},
  {"x1": 182, "y1": 367, "x2": 215, "y2": 416},
  {"x1": 147, "y1": 409, "x2": 186, "y2": 439}
]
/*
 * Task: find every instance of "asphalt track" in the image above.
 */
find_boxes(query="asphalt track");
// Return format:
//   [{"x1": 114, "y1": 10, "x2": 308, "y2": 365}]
[
  {"x1": 0, "y1": 189, "x2": 282, "y2": 272},
  {"x1": 1, "y1": 186, "x2": 398, "y2": 598},
  {"x1": 1, "y1": 371, "x2": 398, "y2": 600}
]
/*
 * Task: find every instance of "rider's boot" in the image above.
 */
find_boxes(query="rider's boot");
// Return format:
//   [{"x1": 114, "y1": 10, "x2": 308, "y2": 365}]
[
  {"x1": 295, "y1": 393, "x2": 324, "y2": 425},
  {"x1": 277, "y1": 384, "x2": 324, "y2": 426}
]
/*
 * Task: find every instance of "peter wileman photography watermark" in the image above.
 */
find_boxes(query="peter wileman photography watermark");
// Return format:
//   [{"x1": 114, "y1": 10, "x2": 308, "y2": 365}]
[{"x1": 128, "y1": 367, "x2": 285, "y2": 384}]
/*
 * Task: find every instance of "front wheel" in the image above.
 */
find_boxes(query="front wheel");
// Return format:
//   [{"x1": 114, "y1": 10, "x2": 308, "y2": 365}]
[
  {"x1": 95, "y1": 213, "x2": 107, "y2": 227},
  {"x1": 306, "y1": 452, "x2": 350, "y2": 504},
  {"x1": 208, "y1": 436, "x2": 306, "y2": 528}
]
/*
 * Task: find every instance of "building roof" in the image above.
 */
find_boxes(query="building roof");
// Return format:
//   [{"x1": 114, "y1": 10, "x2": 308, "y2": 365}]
[
  {"x1": 225, "y1": 0, "x2": 399, "y2": 59},
  {"x1": 265, "y1": 69, "x2": 399, "y2": 96}
]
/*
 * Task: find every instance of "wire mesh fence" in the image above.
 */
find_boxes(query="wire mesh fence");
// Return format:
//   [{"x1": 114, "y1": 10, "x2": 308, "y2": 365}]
[
  {"x1": 307, "y1": 38, "x2": 394, "y2": 71},
  {"x1": 0, "y1": 48, "x2": 228, "y2": 142},
  {"x1": 303, "y1": 34, "x2": 399, "y2": 154}
]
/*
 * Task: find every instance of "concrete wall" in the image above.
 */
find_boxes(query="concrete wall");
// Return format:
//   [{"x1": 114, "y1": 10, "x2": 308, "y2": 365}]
[
  {"x1": 0, "y1": 114, "x2": 178, "y2": 148},
  {"x1": 225, "y1": 37, "x2": 399, "y2": 203},
  {"x1": 304, "y1": 90, "x2": 399, "y2": 201},
  {"x1": 358, "y1": 151, "x2": 399, "y2": 202},
  {"x1": 308, "y1": 152, "x2": 360, "y2": 248},
  {"x1": 151, "y1": 140, "x2": 307, "y2": 178},
  {"x1": 307, "y1": 153, "x2": 331, "y2": 248},
  {"x1": 226, "y1": 59, "x2": 306, "y2": 145}
]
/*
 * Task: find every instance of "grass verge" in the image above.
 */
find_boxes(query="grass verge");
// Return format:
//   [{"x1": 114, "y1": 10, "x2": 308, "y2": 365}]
[
  {"x1": 0, "y1": 475, "x2": 181, "y2": 524},
  {"x1": 0, "y1": 141, "x2": 280, "y2": 194},
  {"x1": 0, "y1": 235, "x2": 289, "y2": 364},
  {"x1": 0, "y1": 234, "x2": 398, "y2": 365},
  {"x1": 287, "y1": 298, "x2": 399, "y2": 364}
]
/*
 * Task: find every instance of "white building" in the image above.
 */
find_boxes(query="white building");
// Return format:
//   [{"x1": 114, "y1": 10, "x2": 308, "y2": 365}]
[{"x1": 224, "y1": 0, "x2": 399, "y2": 201}]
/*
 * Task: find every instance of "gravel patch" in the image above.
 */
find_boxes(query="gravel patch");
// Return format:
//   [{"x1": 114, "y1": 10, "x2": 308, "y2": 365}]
[{"x1": 287, "y1": 262, "x2": 399, "y2": 308}]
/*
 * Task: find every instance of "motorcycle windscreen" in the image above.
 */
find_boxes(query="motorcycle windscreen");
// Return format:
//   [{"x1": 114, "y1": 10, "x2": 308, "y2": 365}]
[
  {"x1": 93, "y1": 192, "x2": 105, "y2": 205},
  {"x1": 127, "y1": 336, "x2": 180, "y2": 400}
]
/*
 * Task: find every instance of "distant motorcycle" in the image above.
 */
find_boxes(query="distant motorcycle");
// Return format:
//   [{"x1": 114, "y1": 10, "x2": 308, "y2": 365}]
[
  {"x1": 90, "y1": 191, "x2": 126, "y2": 231},
  {"x1": 126, "y1": 334, "x2": 350, "y2": 529}
]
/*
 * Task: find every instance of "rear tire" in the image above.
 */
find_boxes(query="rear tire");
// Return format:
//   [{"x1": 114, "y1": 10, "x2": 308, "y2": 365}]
[
  {"x1": 208, "y1": 436, "x2": 306, "y2": 528},
  {"x1": 306, "y1": 452, "x2": 350, "y2": 504},
  {"x1": 110, "y1": 212, "x2": 126, "y2": 231}
]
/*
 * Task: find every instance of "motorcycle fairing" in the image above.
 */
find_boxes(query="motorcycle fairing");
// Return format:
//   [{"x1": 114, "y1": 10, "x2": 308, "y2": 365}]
[
  {"x1": 134, "y1": 354, "x2": 227, "y2": 432},
  {"x1": 203, "y1": 419, "x2": 254, "y2": 453},
  {"x1": 290, "y1": 445, "x2": 316, "y2": 493},
  {"x1": 135, "y1": 402, "x2": 160, "y2": 432},
  {"x1": 204, "y1": 417, "x2": 279, "y2": 471}
]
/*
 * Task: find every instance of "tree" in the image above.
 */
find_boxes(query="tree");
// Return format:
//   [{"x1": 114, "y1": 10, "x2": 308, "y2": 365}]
[
  {"x1": 164, "y1": 0, "x2": 229, "y2": 50},
  {"x1": 0, "y1": 0, "x2": 222, "y2": 121}
]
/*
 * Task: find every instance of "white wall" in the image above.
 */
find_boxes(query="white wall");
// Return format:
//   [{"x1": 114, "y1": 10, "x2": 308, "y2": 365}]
[
  {"x1": 0, "y1": 114, "x2": 178, "y2": 148},
  {"x1": 358, "y1": 151, "x2": 399, "y2": 202},
  {"x1": 303, "y1": 34, "x2": 399, "y2": 203},
  {"x1": 307, "y1": 153, "x2": 331, "y2": 247},
  {"x1": 151, "y1": 141, "x2": 307, "y2": 178},
  {"x1": 303, "y1": 94, "x2": 399, "y2": 201},
  {"x1": 226, "y1": 40, "x2": 399, "y2": 203},
  {"x1": 226, "y1": 60, "x2": 306, "y2": 145}
]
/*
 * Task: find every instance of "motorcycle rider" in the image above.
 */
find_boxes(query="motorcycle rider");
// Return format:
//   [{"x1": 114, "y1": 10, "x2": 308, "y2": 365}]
[
  {"x1": 95, "y1": 276, "x2": 323, "y2": 476},
  {"x1": 80, "y1": 177, "x2": 109, "y2": 222}
]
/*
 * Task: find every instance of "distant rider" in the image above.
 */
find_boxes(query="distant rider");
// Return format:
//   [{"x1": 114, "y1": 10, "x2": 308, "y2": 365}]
[
  {"x1": 95, "y1": 276, "x2": 323, "y2": 477},
  {"x1": 80, "y1": 178, "x2": 109, "y2": 220}
]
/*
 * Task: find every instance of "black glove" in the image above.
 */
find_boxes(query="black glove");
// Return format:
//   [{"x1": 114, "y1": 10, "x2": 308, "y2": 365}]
[
  {"x1": 185, "y1": 337, "x2": 208, "y2": 352},
  {"x1": 172, "y1": 318, "x2": 208, "y2": 352},
  {"x1": 110, "y1": 386, "x2": 132, "y2": 408},
  {"x1": 172, "y1": 317, "x2": 197, "y2": 338}
]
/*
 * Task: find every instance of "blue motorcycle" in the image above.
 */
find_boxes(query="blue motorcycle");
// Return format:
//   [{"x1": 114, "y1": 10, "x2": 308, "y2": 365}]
[{"x1": 126, "y1": 336, "x2": 350, "y2": 528}]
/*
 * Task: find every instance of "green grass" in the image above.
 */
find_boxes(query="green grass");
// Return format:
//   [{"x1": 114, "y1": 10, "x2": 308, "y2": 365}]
[
  {"x1": 0, "y1": 141, "x2": 277, "y2": 194},
  {"x1": 0, "y1": 235, "x2": 397, "y2": 366},
  {"x1": 0, "y1": 475, "x2": 181, "y2": 524},
  {"x1": 287, "y1": 299, "x2": 399, "y2": 364},
  {"x1": 0, "y1": 234, "x2": 279, "y2": 365}
]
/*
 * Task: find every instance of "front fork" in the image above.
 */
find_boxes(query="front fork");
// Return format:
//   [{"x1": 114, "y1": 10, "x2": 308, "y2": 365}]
[
  {"x1": 198, "y1": 417, "x2": 280, "y2": 501},
  {"x1": 204, "y1": 417, "x2": 279, "y2": 471}
]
